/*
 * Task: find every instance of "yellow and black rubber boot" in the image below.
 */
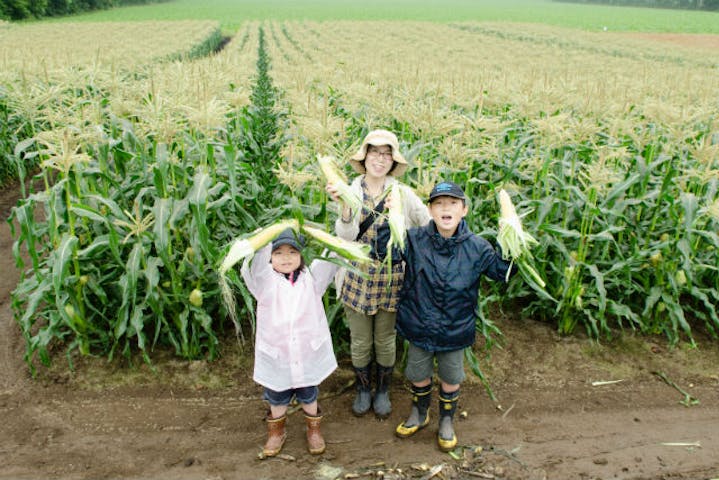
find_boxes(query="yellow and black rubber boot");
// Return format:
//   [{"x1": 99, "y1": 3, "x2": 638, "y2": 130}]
[
  {"x1": 395, "y1": 383, "x2": 432, "y2": 438},
  {"x1": 437, "y1": 388, "x2": 459, "y2": 452}
]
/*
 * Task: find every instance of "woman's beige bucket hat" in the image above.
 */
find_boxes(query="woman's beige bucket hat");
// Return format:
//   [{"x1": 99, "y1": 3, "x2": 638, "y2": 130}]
[{"x1": 349, "y1": 129, "x2": 408, "y2": 176}]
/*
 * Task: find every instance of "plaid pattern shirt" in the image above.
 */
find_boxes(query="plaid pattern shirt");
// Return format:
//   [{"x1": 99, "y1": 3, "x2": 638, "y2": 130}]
[{"x1": 340, "y1": 183, "x2": 405, "y2": 315}]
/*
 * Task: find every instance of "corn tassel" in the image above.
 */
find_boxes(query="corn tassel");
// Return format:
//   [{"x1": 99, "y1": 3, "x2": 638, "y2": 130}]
[{"x1": 317, "y1": 155, "x2": 363, "y2": 217}]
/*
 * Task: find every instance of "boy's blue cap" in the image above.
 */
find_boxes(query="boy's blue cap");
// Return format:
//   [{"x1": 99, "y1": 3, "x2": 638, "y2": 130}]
[
  {"x1": 272, "y1": 228, "x2": 305, "y2": 252},
  {"x1": 429, "y1": 181, "x2": 466, "y2": 202}
]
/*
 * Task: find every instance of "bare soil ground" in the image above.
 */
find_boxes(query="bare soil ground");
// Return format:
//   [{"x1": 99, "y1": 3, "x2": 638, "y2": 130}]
[
  {"x1": 1, "y1": 181, "x2": 718, "y2": 480},
  {"x1": 622, "y1": 32, "x2": 719, "y2": 51}
]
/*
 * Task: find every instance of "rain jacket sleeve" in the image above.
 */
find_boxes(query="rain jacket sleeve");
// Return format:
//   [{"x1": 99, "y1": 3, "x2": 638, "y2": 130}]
[
  {"x1": 240, "y1": 244, "x2": 273, "y2": 297},
  {"x1": 308, "y1": 256, "x2": 340, "y2": 296}
]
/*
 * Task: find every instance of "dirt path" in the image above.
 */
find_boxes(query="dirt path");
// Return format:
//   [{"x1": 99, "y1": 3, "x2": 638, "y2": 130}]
[{"x1": 1, "y1": 182, "x2": 718, "y2": 480}]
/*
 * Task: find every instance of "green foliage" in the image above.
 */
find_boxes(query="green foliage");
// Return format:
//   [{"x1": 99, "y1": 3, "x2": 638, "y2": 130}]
[
  {"x1": 478, "y1": 125, "x2": 718, "y2": 345},
  {"x1": 2, "y1": 0, "x2": 171, "y2": 20},
  {"x1": 554, "y1": 0, "x2": 719, "y2": 11},
  {"x1": 11, "y1": 129, "x2": 228, "y2": 370},
  {"x1": 11, "y1": 104, "x2": 302, "y2": 370},
  {"x1": 9, "y1": 24, "x2": 309, "y2": 371},
  {"x1": 0, "y1": 88, "x2": 38, "y2": 188},
  {"x1": 1, "y1": 0, "x2": 32, "y2": 20},
  {"x1": 309, "y1": 85, "x2": 718, "y2": 346},
  {"x1": 232, "y1": 26, "x2": 291, "y2": 208},
  {"x1": 165, "y1": 26, "x2": 224, "y2": 61}
]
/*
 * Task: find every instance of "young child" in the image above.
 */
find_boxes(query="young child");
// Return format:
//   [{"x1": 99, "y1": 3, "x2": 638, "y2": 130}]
[
  {"x1": 241, "y1": 228, "x2": 339, "y2": 457},
  {"x1": 394, "y1": 181, "x2": 516, "y2": 451},
  {"x1": 326, "y1": 129, "x2": 430, "y2": 419}
]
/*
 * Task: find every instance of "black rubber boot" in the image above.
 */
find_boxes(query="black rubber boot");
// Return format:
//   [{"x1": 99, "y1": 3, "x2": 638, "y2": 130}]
[
  {"x1": 395, "y1": 382, "x2": 432, "y2": 438},
  {"x1": 437, "y1": 388, "x2": 459, "y2": 452},
  {"x1": 352, "y1": 364, "x2": 372, "y2": 416},
  {"x1": 373, "y1": 364, "x2": 393, "y2": 419}
]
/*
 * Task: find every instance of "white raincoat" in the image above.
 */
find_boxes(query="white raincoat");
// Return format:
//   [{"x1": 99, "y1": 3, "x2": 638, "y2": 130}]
[{"x1": 241, "y1": 245, "x2": 338, "y2": 392}]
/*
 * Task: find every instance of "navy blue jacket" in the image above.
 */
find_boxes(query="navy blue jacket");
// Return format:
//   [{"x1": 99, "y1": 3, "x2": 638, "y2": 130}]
[{"x1": 396, "y1": 220, "x2": 514, "y2": 352}]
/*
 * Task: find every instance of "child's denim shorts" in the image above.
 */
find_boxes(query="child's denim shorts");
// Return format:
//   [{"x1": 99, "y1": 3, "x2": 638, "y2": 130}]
[
  {"x1": 263, "y1": 385, "x2": 319, "y2": 406},
  {"x1": 404, "y1": 343, "x2": 465, "y2": 385}
]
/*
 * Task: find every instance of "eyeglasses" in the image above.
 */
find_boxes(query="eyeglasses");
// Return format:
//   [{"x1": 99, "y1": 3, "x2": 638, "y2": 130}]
[{"x1": 366, "y1": 150, "x2": 393, "y2": 160}]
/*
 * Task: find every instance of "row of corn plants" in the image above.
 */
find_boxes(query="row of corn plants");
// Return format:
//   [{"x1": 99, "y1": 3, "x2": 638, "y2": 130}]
[
  {"x1": 266, "y1": 21, "x2": 719, "y2": 347},
  {"x1": 4, "y1": 20, "x2": 718, "y2": 373},
  {"x1": 0, "y1": 20, "x2": 230, "y2": 188},
  {"x1": 0, "y1": 89, "x2": 39, "y2": 186},
  {"x1": 6, "y1": 24, "x2": 297, "y2": 371}
]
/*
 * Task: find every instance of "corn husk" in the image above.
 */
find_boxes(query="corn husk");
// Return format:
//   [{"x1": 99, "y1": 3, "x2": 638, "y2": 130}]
[
  {"x1": 317, "y1": 155, "x2": 363, "y2": 217},
  {"x1": 218, "y1": 219, "x2": 299, "y2": 340},
  {"x1": 497, "y1": 189, "x2": 539, "y2": 262},
  {"x1": 301, "y1": 224, "x2": 372, "y2": 264},
  {"x1": 219, "y1": 219, "x2": 299, "y2": 275},
  {"x1": 386, "y1": 182, "x2": 406, "y2": 252},
  {"x1": 496, "y1": 189, "x2": 549, "y2": 296}
]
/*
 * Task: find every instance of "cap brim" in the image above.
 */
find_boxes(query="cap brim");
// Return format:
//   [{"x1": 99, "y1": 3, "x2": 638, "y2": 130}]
[{"x1": 429, "y1": 193, "x2": 465, "y2": 201}]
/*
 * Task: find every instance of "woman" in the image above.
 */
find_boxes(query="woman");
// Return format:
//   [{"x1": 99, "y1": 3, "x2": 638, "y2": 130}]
[{"x1": 326, "y1": 129, "x2": 430, "y2": 419}]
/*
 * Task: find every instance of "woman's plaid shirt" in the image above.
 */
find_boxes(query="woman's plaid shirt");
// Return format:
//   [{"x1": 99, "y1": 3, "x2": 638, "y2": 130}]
[{"x1": 340, "y1": 187, "x2": 404, "y2": 314}]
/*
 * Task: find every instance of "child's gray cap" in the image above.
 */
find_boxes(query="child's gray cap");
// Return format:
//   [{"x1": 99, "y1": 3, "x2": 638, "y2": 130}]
[{"x1": 271, "y1": 228, "x2": 305, "y2": 252}]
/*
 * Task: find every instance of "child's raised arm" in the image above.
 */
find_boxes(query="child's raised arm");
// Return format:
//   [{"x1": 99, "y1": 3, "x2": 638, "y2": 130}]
[
  {"x1": 475, "y1": 237, "x2": 517, "y2": 284},
  {"x1": 309, "y1": 254, "x2": 341, "y2": 295},
  {"x1": 240, "y1": 244, "x2": 273, "y2": 297}
]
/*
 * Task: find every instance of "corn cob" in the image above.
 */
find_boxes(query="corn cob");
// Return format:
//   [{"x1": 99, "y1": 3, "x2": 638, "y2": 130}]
[
  {"x1": 496, "y1": 189, "x2": 546, "y2": 289},
  {"x1": 497, "y1": 189, "x2": 538, "y2": 261},
  {"x1": 219, "y1": 219, "x2": 299, "y2": 341},
  {"x1": 386, "y1": 182, "x2": 406, "y2": 253},
  {"x1": 219, "y1": 219, "x2": 299, "y2": 275},
  {"x1": 317, "y1": 155, "x2": 363, "y2": 217},
  {"x1": 301, "y1": 224, "x2": 372, "y2": 264}
]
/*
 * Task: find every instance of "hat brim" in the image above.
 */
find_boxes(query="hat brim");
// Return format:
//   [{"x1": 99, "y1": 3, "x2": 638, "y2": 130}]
[
  {"x1": 272, "y1": 229, "x2": 305, "y2": 252},
  {"x1": 429, "y1": 192, "x2": 465, "y2": 202},
  {"x1": 272, "y1": 238, "x2": 302, "y2": 251}
]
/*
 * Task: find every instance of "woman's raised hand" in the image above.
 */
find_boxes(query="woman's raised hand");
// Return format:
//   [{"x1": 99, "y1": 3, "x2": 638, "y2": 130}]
[
  {"x1": 384, "y1": 192, "x2": 395, "y2": 211},
  {"x1": 325, "y1": 182, "x2": 342, "y2": 203},
  {"x1": 326, "y1": 182, "x2": 354, "y2": 222}
]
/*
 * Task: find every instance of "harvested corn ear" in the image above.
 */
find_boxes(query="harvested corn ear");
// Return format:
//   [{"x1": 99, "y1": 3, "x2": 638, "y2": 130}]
[
  {"x1": 497, "y1": 189, "x2": 550, "y2": 296},
  {"x1": 317, "y1": 155, "x2": 363, "y2": 217},
  {"x1": 301, "y1": 224, "x2": 372, "y2": 264},
  {"x1": 219, "y1": 219, "x2": 299, "y2": 275}
]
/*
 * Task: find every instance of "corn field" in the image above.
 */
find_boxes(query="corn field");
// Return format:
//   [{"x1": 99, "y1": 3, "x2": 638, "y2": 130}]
[{"x1": 2, "y1": 19, "x2": 718, "y2": 370}]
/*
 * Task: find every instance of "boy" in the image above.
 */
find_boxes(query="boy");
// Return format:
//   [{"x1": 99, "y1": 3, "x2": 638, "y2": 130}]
[{"x1": 394, "y1": 181, "x2": 516, "y2": 451}]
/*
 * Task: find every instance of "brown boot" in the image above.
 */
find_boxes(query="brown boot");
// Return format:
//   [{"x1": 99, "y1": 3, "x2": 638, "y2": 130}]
[
  {"x1": 304, "y1": 410, "x2": 325, "y2": 455},
  {"x1": 263, "y1": 414, "x2": 287, "y2": 457}
]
